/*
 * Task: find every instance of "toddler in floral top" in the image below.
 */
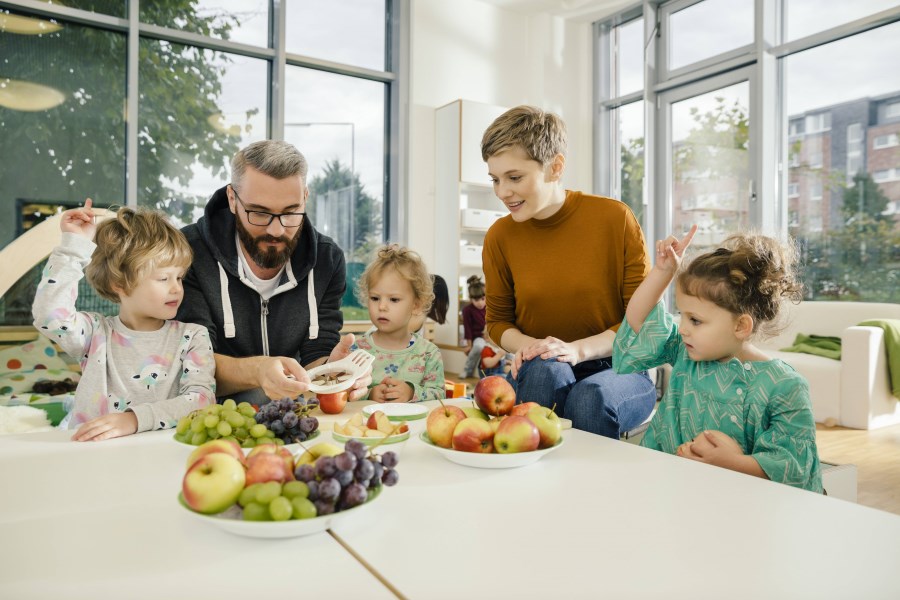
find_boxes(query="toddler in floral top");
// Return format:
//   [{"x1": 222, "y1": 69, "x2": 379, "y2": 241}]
[
  {"x1": 353, "y1": 245, "x2": 445, "y2": 403},
  {"x1": 32, "y1": 200, "x2": 216, "y2": 441},
  {"x1": 613, "y1": 225, "x2": 822, "y2": 492}
]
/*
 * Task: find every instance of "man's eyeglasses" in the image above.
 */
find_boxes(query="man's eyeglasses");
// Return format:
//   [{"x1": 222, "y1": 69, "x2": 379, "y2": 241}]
[{"x1": 231, "y1": 185, "x2": 306, "y2": 228}]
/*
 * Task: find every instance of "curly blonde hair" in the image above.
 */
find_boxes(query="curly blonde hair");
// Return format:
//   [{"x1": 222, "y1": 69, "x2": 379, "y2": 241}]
[
  {"x1": 677, "y1": 233, "x2": 802, "y2": 337},
  {"x1": 86, "y1": 207, "x2": 192, "y2": 302},
  {"x1": 356, "y1": 244, "x2": 435, "y2": 314}
]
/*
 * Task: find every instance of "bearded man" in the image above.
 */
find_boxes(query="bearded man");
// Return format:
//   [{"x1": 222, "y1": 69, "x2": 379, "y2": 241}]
[{"x1": 178, "y1": 140, "x2": 371, "y2": 404}]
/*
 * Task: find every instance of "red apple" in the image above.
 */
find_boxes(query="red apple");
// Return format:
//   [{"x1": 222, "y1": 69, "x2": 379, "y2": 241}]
[
  {"x1": 426, "y1": 404, "x2": 466, "y2": 448},
  {"x1": 451, "y1": 417, "x2": 495, "y2": 453},
  {"x1": 526, "y1": 405, "x2": 563, "y2": 449},
  {"x1": 247, "y1": 443, "x2": 294, "y2": 472},
  {"x1": 245, "y1": 452, "x2": 295, "y2": 485},
  {"x1": 473, "y1": 375, "x2": 516, "y2": 416},
  {"x1": 182, "y1": 453, "x2": 246, "y2": 514},
  {"x1": 185, "y1": 438, "x2": 246, "y2": 469},
  {"x1": 317, "y1": 390, "x2": 349, "y2": 414},
  {"x1": 510, "y1": 401, "x2": 541, "y2": 417},
  {"x1": 493, "y1": 415, "x2": 540, "y2": 454}
]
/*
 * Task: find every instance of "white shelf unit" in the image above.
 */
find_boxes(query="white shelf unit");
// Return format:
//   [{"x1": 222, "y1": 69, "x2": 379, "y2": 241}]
[{"x1": 433, "y1": 99, "x2": 508, "y2": 355}]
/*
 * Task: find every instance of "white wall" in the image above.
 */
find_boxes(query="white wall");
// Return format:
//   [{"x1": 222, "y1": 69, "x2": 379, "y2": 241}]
[{"x1": 408, "y1": 0, "x2": 594, "y2": 268}]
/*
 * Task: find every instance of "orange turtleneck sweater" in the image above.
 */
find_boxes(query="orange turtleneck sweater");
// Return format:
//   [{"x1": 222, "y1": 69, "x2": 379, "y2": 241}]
[{"x1": 483, "y1": 190, "x2": 650, "y2": 346}]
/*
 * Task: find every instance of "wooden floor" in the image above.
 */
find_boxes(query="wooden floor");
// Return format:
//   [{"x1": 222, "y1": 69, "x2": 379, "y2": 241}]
[{"x1": 815, "y1": 422, "x2": 900, "y2": 516}]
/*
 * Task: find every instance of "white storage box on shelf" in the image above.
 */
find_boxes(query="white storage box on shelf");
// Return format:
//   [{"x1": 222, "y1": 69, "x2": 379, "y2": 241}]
[
  {"x1": 459, "y1": 244, "x2": 483, "y2": 267},
  {"x1": 460, "y1": 208, "x2": 504, "y2": 231}
]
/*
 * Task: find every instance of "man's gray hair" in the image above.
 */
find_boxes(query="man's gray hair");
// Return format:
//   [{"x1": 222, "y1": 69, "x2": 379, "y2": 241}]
[{"x1": 231, "y1": 140, "x2": 308, "y2": 188}]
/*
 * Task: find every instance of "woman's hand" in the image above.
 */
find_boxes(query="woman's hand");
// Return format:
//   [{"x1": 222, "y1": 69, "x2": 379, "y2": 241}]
[
  {"x1": 655, "y1": 224, "x2": 698, "y2": 273},
  {"x1": 71, "y1": 412, "x2": 138, "y2": 441},
  {"x1": 511, "y1": 336, "x2": 579, "y2": 379},
  {"x1": 60, "y1": 198, "x2": 97, "y2": 239}
]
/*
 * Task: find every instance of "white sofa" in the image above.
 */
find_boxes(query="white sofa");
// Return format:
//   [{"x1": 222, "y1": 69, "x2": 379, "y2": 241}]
[{"x1": 759, "y1": 301, "x2": 900, "y2": 430}]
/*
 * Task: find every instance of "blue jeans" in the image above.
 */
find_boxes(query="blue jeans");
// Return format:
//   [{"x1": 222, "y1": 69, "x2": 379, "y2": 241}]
[
  {"x1": 508, "y1": 357, "x2": 656, "y2": 439},
  {"x1": 461, "y1": 337, "x2": 486, "y2": 378}
]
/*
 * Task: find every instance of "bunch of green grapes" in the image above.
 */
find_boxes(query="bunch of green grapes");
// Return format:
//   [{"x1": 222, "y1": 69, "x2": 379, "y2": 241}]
[
  {"x1": 237, "y1": 481, "x2": 318, "y2": 522},
  {"x1": 174, "y1": 399, "x2": 282, "y2": 448}
]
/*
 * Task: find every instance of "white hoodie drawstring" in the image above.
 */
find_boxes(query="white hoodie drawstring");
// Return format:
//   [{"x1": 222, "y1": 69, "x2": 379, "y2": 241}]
[
  {"x1": 218, "y1": 263, "x2": 236, "y2": 338},
  {"x1": 307, "y1": 268, "x2": 318, "y2": 340}
]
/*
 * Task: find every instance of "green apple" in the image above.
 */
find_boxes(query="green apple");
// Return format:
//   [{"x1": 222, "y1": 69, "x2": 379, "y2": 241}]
[
  {"x1": 182, "y1": 453, "x2": 246, "y2": 514},
  {"x1": 426, "y1": 404, "x2": 466, "y2": 448},
  {"x1": 493, "y1": 415, "x2": 540, "y2": 453},
  {"x1": 526, "y1": 405, "x2": 563, "y2": 449},
  {"x1": 185, "y1": 438, "x2": 246, "y2": 470},
  {"x1": 462, "y1": 406, "x2": 489, "y2": 420},
  {"x1": 295, "y1": 441, "x2": 343, "y2": 466},
  {"x1": 451, "y1": 417, "x2": 495, "y2": 453}
]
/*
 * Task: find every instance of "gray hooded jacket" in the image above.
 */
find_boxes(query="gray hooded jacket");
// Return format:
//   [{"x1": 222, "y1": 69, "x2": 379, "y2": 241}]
[{"x1": 177, "y1": 185, "x2": 346, "y2": 368}]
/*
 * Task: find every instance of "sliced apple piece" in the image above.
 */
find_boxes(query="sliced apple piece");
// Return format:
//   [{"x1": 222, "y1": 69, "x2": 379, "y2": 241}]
[{"x1": 364, "y1": 429, "x2": 388, "y2": 438}]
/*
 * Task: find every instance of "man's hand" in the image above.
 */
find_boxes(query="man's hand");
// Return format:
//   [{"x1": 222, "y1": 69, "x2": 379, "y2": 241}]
[
  {"x1": 71, "y1": 412, "x2": 138, "y2": 441},
  {"x1": 327, "y1": 333, "x2": 372, "y2": 401},
  {"x1": 256, "y1": 356, "x2": 309, "y2": 399}
]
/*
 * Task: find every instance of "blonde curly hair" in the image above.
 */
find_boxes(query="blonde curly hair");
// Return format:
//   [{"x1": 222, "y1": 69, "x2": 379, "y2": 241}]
[{"x1": 356, "y1": 244, "x2": 435, "y2": 314}]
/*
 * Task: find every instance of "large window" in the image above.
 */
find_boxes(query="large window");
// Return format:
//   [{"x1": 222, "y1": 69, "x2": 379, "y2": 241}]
[
  {"x1": 0, "y1": 1, "x2": 405, "y2": 324},
  {"x1": 596, "y1": 0, "x2": 900, "y2": 303}
]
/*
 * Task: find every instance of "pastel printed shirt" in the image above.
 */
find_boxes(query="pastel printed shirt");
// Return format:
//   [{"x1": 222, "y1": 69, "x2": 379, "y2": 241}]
[
  {"x1": 32, "y1": 233, "x2": 216, "y2": 432},
  {"x1": 613, "y1": 302, "x2": 822, "y2": 493},
  {"x1": 353, "y1": 331, "x2": 445, "y2": 403}
]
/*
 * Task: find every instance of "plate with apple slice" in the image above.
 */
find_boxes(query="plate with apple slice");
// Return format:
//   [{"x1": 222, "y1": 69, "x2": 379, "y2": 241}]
[
  {"x1": 361, "y1": 403, "x2": 427, "y2": 421},
  {"x1": 332, "y1": 410, "x2": 410, "y2": 447},
  {"x1": 418, "y1": 432, "x2": 565, "y2": 469}
]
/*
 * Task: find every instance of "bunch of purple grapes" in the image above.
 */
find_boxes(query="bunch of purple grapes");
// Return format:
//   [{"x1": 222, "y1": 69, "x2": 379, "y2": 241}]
[
  {"x1": 255, "y1": 397, "x2": 319, "y2": 444},
  {"x1": 292, "y1": 439, "x2": 399, "y2": 516}
]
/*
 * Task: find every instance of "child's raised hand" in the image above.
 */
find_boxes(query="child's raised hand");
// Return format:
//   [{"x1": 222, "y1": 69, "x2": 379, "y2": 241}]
[
  {"x1": 60, "y1": 198, "x2": 97, "y2": 239},
  {"x1": 655, "y1": 224, "x2": 698, "y2": 273}
]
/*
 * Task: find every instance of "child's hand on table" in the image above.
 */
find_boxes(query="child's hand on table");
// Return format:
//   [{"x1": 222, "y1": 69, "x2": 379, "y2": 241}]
[{"x1": 71, "y1": 412, "x2": 138, "y2": 441}]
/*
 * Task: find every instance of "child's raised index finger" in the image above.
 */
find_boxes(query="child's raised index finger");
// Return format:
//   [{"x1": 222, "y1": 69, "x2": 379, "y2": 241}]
[{"x1": 681, "y1": 224, "x2": 698, "y2": 247}]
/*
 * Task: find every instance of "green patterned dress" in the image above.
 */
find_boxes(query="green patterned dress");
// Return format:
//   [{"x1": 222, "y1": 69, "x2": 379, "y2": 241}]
[{"x1": 613, "y1": 302, "x2": 822, "y2": 492}]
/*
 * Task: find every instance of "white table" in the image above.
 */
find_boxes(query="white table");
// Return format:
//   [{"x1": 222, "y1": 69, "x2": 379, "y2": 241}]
[
  {"x1": 2, "y1": 399, "x2": 900, "y2": 600},
  {"x1": 331, "y1": 399, "x2": 900, "y2": 600},
  {"x1": 0, "y1": 428, "x2": 395, "y2": 600}
]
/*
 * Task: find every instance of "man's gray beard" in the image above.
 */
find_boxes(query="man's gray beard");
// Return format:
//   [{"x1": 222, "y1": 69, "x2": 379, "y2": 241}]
[{"x1": 235, "y1": 216, "x2": 301, "y2": 269}]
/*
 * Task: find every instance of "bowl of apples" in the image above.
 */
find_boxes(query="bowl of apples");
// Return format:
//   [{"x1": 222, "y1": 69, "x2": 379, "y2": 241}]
[
  {"x1": 332, "y1": 410, "x2": 410, "y2": 447},
  {"x1": 420, "y1": 377, "x2": 565, "y2": 469},
  {"x1": 178, "y1": 438, "x2": 400, "y2": 539}
]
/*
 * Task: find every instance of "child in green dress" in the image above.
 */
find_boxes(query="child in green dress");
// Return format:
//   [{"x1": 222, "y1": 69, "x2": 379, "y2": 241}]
[
  {"x1": 353, "y1": 245, "x2": 445, "y2": 403},
  {"x1": 613, "y1": 226, "x2": 822, "y2": 492}
]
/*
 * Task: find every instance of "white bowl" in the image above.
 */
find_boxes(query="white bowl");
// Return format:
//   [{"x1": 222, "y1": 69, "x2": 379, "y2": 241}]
[
  {"x1": 177, "y1": 488, "x2": 380, "y2": 539},
  {"x1": 418, "y1": 432, "x2": 564, "y2": 469},
  {"x1": 361, "y1": 403, "x2": 428, "y2": 421}
]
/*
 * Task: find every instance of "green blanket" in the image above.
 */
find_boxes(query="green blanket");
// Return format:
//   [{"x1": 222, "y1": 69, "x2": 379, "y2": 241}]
[
  {"x1": 780, "y1": 334, "x2": 842, "y2": 360},
  {"x1": 858, "y1": 319, "x2": 900, "y2": 398}
]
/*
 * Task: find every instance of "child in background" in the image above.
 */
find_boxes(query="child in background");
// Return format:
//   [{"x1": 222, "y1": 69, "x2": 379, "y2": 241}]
[
  {"x1": 407, "y1": 274, "x2": 450, "y2": 333},
  {"x1": 33, "y1": 200, "x2": 216, "y2": 441},
  {"x1": 613, "y1": 225, "x2": 822, "y2": 492},
  {"x1": 354, "y1": 245, "x2": 445, "y2": 403},
  {"x1": 478, "y1": 334, "x2": 513, "y2": 378},
  {"x1": 460, "y1": 275, "x2": 487, "y2": 378}
]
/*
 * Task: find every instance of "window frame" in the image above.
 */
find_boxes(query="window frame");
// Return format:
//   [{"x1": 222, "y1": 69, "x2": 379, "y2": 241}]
[{"x1": 1, "y1": 0, "x2": 409, "y2": 244}]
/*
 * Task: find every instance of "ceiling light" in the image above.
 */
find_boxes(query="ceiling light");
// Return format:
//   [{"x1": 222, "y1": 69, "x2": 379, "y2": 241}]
[
  {"x1": 0, "y1": 12, "x2": 63, "y2": 35},
  {"x1": 0, "y1": 78, "x2": 65, "y2": 111}
]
